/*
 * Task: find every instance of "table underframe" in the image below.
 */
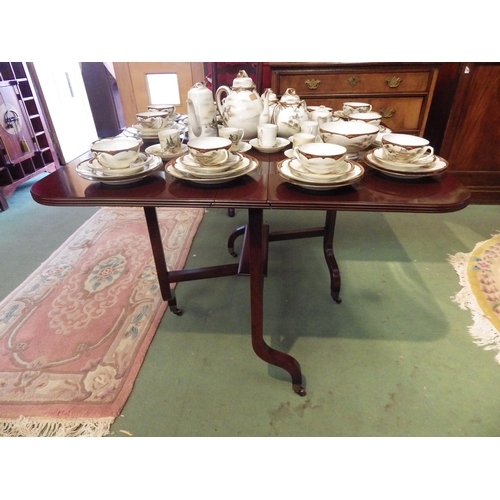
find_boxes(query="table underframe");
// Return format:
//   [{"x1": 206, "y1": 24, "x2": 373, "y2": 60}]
[{"x1": 143, "y1": 206, "x2": 341, "y2": 396}]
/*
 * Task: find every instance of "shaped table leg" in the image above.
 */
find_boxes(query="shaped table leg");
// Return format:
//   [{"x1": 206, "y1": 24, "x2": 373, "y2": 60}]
[
  {"x1": 247, "y1": 208, "x2": 306, "y2": 396},
  {"x1": 323, "y1": 210, "x2": 341, "y2": 303},
  {"x1": 143, "y1": 206, "x2": 183, "y2": 315}
]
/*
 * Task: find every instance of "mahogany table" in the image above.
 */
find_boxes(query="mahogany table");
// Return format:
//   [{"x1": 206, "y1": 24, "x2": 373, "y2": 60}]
[{"x1": 31, "y1": 149, "x2": 471, "y2": 396}]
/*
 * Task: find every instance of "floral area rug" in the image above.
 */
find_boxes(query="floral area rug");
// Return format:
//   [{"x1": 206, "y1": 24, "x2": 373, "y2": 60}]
[
  {"x1": 0, "y1": 206, "x2": 203, "y2": 436},
  {"x1": 449, "y1": 233, "x2": 500, "y2": 363}
]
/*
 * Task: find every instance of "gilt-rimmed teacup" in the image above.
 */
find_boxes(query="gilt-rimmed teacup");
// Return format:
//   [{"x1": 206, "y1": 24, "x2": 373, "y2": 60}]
[
  {"x1": 136, "y1": 111, "x2": 174, "y2": 130},
  {"x1": 187, "y1": 137, "x2": 232, "y2": 166},
  {"x1": 90, "y1": 136, "x2": 143, "y2": 169},
  {"x1": 147, "y1": 104, "x2": 176, "y2": 119},
  {"x1": 342, "y1": 102, "x2": 372, "y2": 116},
  {"x1": 158, "y1": 128, "x2": 182, "y2": 154},
  {"x1": 348, "y1": 112, "x2": 382, "y2": 126},
  {"x1": 294, "y1": 142, "x2": 347, "y2": 175},
  {"x1": 381, "y1": 133, "x2": 434, "y2": 163}
]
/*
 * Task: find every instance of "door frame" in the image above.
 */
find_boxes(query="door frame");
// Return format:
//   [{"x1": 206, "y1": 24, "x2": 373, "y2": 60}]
[{"x1": 113, "y1": 62, "x2": 205, "y2": 126}]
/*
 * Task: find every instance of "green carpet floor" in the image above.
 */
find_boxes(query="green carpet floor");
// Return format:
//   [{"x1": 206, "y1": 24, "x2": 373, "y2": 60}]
[{"x1": 1, "y1": 175, "x2": 499, "y2": 438}]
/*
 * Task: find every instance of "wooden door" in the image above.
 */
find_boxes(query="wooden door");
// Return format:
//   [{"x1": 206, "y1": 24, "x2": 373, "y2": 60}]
[
  {"x1": 113, "y1": 63, "x2": 205, "y2": 126},
  {"x1": 439, "y1": 62, "x2": 500, "y2": 203}
]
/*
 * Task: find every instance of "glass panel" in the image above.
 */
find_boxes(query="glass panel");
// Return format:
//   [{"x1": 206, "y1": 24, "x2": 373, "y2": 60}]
[{"x1": 146, "y1": 73, "x2": 181, "y2": 104}]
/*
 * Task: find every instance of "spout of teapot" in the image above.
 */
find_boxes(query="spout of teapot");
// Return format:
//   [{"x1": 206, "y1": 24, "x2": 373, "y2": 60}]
[
  {"x1": 259, "y1": 88, "x2": 271, "y2": 124},
  {"x1": 187, "y1": 98, "x2": 201, "y2": 138}
]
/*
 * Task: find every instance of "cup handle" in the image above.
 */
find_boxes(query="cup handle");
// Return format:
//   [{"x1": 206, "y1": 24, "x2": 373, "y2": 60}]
[
  {"x1": 219, "y1": 150, "x2": 229, "y2": 163},
  {"x1": 415, "y1": 146, "x2": 434, "y2": 162},
  {"x1": 293, "y1": 146, "x2": 301, "y2": 160}
]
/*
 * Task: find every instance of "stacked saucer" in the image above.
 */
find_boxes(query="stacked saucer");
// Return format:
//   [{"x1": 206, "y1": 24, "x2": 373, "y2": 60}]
[
  {"x1": 364, "y1": 147, "x2": 449, "y2": 179},
  {"x1": 76, "y1": 153, "x2": 163, "y2": 185},
  {"x1": 166, "y1": 152, "x2": 259, "y2": 185},
  {"x1": 278, "y1": 158, "x2": 364, "y2": 190},
  {"x1": 277, "y1": 143, "x2": 364, "y2": 190}
]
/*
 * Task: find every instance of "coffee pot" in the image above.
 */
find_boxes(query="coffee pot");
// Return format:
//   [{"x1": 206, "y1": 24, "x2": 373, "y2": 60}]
[
  {"x1": 269, "y1": 88, "x2": 309, "y2": 137},
  {"x1": 215, "y1": 70, "x2": 263, "y2": 140},
  {"x1": 187, "y1": 82, "x2": 218, "y2": 139}
]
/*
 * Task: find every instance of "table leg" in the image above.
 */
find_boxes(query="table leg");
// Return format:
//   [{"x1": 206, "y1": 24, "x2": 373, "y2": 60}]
[
  {"x1": 143, "y1": 206, "x2": 182, "y2": 315},
  {"x1": 323, "y1": 210, "x2": 342, "y2": 304},
  {"x1": 248, "y1": 208, "x2": 306, "y2": 396}
]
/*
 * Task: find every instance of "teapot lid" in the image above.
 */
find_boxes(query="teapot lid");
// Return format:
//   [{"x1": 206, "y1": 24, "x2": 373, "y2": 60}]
[
  {"x1": 280, "y1": 88, "x2": 301, "y2": 104},
  {"x1": 232, "y1": 70, "x2": 255, "y2": 90}
]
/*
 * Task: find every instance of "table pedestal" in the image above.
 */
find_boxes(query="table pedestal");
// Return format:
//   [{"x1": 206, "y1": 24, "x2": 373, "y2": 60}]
[{"x1": 143, "y1": 205, "x2": 344, "y2": 396}]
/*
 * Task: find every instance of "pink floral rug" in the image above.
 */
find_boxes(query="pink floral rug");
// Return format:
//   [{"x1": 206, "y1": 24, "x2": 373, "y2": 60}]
[
  {"x1": 0, "y1": 206, "x2": 203, "y2": 436},
  {"x1": 449, "y1": 233, "x2": 500, "y2": 363}
]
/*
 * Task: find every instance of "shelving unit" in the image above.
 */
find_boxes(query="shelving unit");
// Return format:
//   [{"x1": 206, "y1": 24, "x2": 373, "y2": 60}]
[{"x1": 0, "y1": 62, "x2": 59, "y2": 210}]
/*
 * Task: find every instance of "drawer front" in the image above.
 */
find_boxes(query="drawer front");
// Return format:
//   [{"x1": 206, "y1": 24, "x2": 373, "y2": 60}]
[
  {"x1": 306, "y1": 97, "x2": 425, "y2": 133},
  {"x1": 276, "y1": 70, "x2": 433, "y2": 95}
]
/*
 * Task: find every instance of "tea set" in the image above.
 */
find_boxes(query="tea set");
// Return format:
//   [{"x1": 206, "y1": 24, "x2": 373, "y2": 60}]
[{"x1": 75, "y1": 69, "x2": 446, "y2": 189}]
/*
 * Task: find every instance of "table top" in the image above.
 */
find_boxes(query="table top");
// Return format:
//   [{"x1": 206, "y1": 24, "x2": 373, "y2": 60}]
[{"x1": 31, "y1": 149, "x2": 471, "y2": 214}]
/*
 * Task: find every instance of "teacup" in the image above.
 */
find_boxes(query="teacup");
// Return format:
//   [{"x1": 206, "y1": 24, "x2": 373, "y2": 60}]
[
  {"x1": 219, "y1": 127, "x2": 245, "y2": 151},
  {"x1": 342, "y1": 102, "x2": 372, "y2": 116},
  {"x1": 136, "y1": 111, "x2": 173, "y2": 130},
  {"x1": 147, "y1": 104, "x2": 176, "y2": 119},
  {"x1": 299, "y1": 120, "x2": 319, "y2": 137},
  {"x1": 348, "y1": 112, "x2": 382, "y2": 126},
  {"x1": 381, "y1": 133, "x2": 434, "y2": 163},
  {"x1": 291, "y1": 133, "x2": 316, "y2": 149},
  {"x1": 158, "y1": 128, "x2": 182, "y2": 154},
  {"x1": 90, "y1": 136, "x2": 143, "y2": 169},
  {"x1": 187, "y1": 137, "x2": 232, "y2": 166},
  {"x1": 257, "y1": 123, "x2": 278, "y2": 148},
  {"x1": 294, "y1": 142, "x2": 347, "y2": 175}
]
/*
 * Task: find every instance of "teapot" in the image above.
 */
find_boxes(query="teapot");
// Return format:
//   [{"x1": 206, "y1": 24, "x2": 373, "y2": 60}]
[
  {"x1": 187, "y1": 82, "x2": 218, "y2": 139},
  {"x1": 269, "y1": 88, "x2": 309, "y2": 138},
  {"x1": 308, "y1": 105, "x2": 334, "y2": 125},
  {"x1": 215, "y1": 70, "x2": 263, "y2": 140}
]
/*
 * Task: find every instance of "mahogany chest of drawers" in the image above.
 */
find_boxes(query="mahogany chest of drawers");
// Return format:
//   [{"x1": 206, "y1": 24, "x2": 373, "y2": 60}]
[{"x1": 269, "y1": 63, "x2": 440, "y2": 136}]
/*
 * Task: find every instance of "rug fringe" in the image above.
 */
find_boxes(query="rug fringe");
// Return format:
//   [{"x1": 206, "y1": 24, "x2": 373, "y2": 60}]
[
  {"x1": 449, "y1": 248, "x2": 500, "y2": 365},
  {"x1": 0, "y1": 416, "x2": 114, "y2": 437}
]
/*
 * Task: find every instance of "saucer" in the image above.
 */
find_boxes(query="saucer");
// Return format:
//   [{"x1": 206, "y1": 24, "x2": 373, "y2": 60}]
[
  {"x1": 372, "y1": 147, "x2": 436, "y2": 169},
  {"x1": 174, "y1": 155, "x2": 251, "y2": 179},
  {"x1": 76, "y1": 155, "x2": 163, "y2": 184},
  {"x1": 89, "y1": 153, "x2": 151, "y2": 176},
  {"x1": 236, "y1": 141, "x2": 252, "y2": 153},
  {"x1": 364, "y1": 149, "x2": 448, "y2": 178},
  {"x1": 180, "y1": 152, "x2": 242, "y2": 172},
  {"x1": 287, "y1": 158, "x2": 354, "y2": 182},
  {"x1": 284, "y1": 149, "x2": 295, "y2": 159},
  {"x1": 277, "y1": 158, "x2": 364, "y2": 190},
  {"x1": 145, "y1": 143, "x2": 188, "y2": 160},
  {"x1": 249, "y1": 137, "x2": 290, "y2": 153},
  {"x1": 166, "y1": 154, "x2": 259, "y2": 184}
]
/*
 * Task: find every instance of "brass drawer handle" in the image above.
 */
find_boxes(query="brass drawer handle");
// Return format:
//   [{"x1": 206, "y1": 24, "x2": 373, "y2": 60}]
[
  {"x1": 385, "y1": 76, "x2": 402, "y2": 88},
  {"x1": 348, "y1": 76, "x2": 360, "y2": 87},
  {"x1": 379, "y1": 108, "x2": 396, "y2": 118},
  {"x1": 305, "y1": 78, "x2": 321, "y2": 90}
]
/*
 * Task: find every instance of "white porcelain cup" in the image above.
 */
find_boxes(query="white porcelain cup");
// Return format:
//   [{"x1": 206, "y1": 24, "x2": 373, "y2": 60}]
[
  {"x1": 219, "y1": 127, "x2": 245, "y2": 151},
  {"x1": 294, "y1": 142, "x2": 347, "y2": 175},
  {"x1": 187, "y1": 137, "x2": 232, "y2": 166},
  {"x1": 90, "y1": 137, "x2": 143, "y2": 169},
  {"x1": 158, "y1": 128, "x2": 182, "y2": 154},
  {"x1": 147, "y1": 104, "x2": 176, "y2": 119},
  {"x1": 257, "y1": 123, "x2": 278, "y2": 148},
  {"x1": 136, "y1": 111, "x2": 173, "y2": 130},
  {"x1": 348, "y1": 112, "x2": 382, "y2": 126},
  {"x1": 342, "y1": 102, "x2": 372, "y2": 116},
  {"x1": 381, "y1": 133, "x2": 434, "y2": 163},
  {"x1": 291, "y1": 133, "x2": 316, "y2": 149},
  {"x1": 300, "y1": 120, "x2": 319, "y2": 137}
]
